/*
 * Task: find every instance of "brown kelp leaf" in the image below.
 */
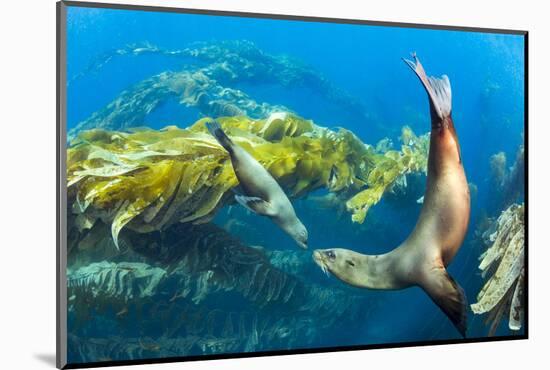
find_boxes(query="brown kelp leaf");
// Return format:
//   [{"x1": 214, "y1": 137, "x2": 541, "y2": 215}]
[
  {"x1": 509, "y1": 268, "x2": 524, "y2": 331},
  {"x1": 471, "y1": 203, "x2": 525, "y2": 332}
]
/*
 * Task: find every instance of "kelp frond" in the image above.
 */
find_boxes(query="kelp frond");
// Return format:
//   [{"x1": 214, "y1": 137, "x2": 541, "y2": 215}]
[
  {"x1": 470, "y1": 203, "x2": 525, "y2": 335},
  {"x1": 68, "y1": 222, "x2": 369, "y2": 361},
  {"x1": 68, "y1": 261, "x2": 167, "y2": 302},
  {"x1": 68, "y1": 114, "x2": 428, "y2": 243},
  {"x1": 488, "y1": 144, "x2": 525, "y2": 211},
  {"x1": 345, "y1": 126, "x2": 429, "y2": 223},
  {"x1": 69, "y1": 40, "x2": 368, "y2": 139}
]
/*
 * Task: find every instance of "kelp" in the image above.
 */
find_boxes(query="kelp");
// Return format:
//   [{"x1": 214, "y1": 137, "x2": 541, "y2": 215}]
[
  {"x1": 67, "y1": 114, "x2": 428, "y2": 243},
  {"x1": 490, "y1": 152, "x2": 507, "y2": 187},
  {"x1": 68, "y1": 308, "x2": 337, "y2": 362},
  {"x1": 68, "y1": 222, "x2": 365, "y2": 321},
  {"x1": 126, "y1": 222, "x2": 364, "y2": 316},
  {"x1": 346, "y1": 126, "x2": 429, "y2": 223},
  {"x1": 68, "y1": 40, "x2": 369, "y2": 139},
  {"x1": 69, "y1": 69, "x2": 289, "y2": 139},
  {"x1": 68, "y1": 334, "x2": 168, "y2": 364},
  {"x1": 502, "y1": 145, "x2": 525, "y2": 207},
  {"x1": 488, "y1": 144, "x2": 525, "y2": 211},
  {"x1": 68, "y1": 261, "x2": 167, "y2": 302},
  {"x1": 470, "y1": 203, "x2": 525, "y2": 335},
  {"x1": 66, "y1": 260, "x2": 167, "y2": 331},
  {"x1": 68, "y1": 222, "x2": 370, "y2": 363}
]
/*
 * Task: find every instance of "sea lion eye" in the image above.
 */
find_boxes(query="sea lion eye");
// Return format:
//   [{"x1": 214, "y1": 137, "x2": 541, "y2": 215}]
[
  {"x1": 325, "y1": 250, "x2": 336, "y2": 260},
  {"x1": 346, "y1": 260, "x2": 355, "y2": 267}
]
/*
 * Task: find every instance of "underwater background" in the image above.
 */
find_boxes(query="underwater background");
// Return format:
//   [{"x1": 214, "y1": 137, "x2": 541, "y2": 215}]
[{"x1": 65, "y1": 5, "x2": 525, "y2": 365}]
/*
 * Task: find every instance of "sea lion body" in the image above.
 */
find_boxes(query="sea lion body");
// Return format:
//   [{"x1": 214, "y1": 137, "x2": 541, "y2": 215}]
[
  {"x1": 313, "y1": 55, "x2": 470, "y2": 336},
  {"x1": 206, "y1": 121, "x2": 308, "y2": 249}
]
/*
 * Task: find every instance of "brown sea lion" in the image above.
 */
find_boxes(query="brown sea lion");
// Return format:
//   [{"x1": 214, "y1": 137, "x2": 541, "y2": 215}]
[
  {"x1": 206, "y1": 120, "x2": 308, "y2": 249},
  {"x1": 313, "y1": 55, "x2": 470, "y2": 336}
]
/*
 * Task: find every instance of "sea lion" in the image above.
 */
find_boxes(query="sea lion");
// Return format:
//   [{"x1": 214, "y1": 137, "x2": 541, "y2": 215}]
[
  {"x1": 206, "y1": 120, "x2": 308, "y2": 249},
  {"x1": 313, "y1": 55, "x2": 470, "y2": 337}
]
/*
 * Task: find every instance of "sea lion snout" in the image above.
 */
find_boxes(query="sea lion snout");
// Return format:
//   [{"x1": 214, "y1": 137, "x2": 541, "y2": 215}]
[
  {"x1": 313, "y1": 248, "x2": 366, "y2": 286},
  {"x1": 286, "y1": 220, "x2": 308, "y2": 249},
  {"x1": 312, "y1": 249, "x2": 332, "y2": 275}
]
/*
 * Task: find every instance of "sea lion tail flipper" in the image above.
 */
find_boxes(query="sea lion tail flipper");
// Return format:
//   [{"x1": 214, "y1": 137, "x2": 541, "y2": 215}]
[
  {"x1": 206, "y1": 120, "x2": 234, "y2": 151},
  {"x1": 235, "y1": 195, "x2": 276, "y2": 216},
  {"x1": 421, "y1": 267, "x2": 467, "y2": 337},
  {"x1": 403, "y1": 53, "x2": 452, "y2": 120}
]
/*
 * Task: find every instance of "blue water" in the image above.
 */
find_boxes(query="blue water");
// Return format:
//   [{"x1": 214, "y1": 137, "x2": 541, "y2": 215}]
[{"x1": 65, "y1": 5, "x2": 525, "y2": 365}]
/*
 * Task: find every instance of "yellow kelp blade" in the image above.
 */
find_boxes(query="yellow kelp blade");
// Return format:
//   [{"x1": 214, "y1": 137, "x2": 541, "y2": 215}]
[
  {"x1": 111, "y1": 199, "x2": 148, "y2": 250},
  {"x1": 68, "y1": 164, "x2": 142, "y2": 187},
  {"x1": 345, "y1": 141, "x2": 427, "y2": 224},
  {"x1": 67, "y1": 113, "x2": 428, "y2": 244}
]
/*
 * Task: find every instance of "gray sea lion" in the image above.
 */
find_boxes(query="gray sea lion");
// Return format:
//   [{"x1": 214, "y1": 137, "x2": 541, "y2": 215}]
[
  {"x1": 313, "y1": 55, "x2": 470, "y2": 337},
  {"x1": 206, "y1": 120, "x2": 308, "y2": 249}
]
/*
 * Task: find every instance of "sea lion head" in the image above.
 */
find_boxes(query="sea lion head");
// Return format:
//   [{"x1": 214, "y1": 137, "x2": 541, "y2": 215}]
[
  {"x1": 312, "y1": 248, "x2": 364, "y2": 286},
  {"x1": 287, "y1": 220, "x2": 308, "y2": 249}
]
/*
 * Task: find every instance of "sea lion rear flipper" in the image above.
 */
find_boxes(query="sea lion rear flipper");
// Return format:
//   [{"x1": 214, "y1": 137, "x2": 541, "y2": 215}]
[
  {"x1": 421, "y1": 267, "x2": 467, "y2": 337},
  {"x1": 404, "y1": 54, "x2": 462, "y2": 161},
  {"x1": 235, "y1": 195, "x2": 276, "y2": 216},
  {"x1": 403, "y1": 53, "x2": 452, "y2": 120},
  {"x1": 206, "y1": 120, "x2": 234, "y2": 152}
]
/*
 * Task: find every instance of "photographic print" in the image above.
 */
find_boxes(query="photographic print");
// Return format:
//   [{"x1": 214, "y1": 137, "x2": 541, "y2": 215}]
[{"x1": 57, "y1": 1, "x2": 527, "y2": 368}]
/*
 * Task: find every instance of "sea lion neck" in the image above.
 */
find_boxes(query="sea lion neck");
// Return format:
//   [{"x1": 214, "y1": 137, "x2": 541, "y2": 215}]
[{"x1": 427, "y1": 116, "x2": 463, "y2": 176}]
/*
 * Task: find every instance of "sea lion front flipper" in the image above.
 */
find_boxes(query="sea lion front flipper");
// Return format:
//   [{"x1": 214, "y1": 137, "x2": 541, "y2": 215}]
[
  {"x1": 422, "y1": 267, "x2": 468, "y2": 338},
  {"x1": 234, "y1": 195, "x2": 276, "y2": 216}
]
